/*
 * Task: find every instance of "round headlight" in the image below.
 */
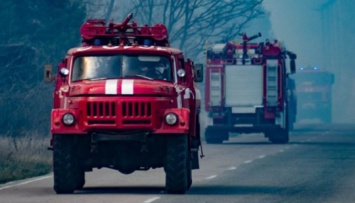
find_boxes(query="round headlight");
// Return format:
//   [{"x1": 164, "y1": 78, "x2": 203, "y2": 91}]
[
  {"x1": 165, "y1": 113, "x2": 178, "y2": 125},
  {"x1": 62, "y1": 113, "x2": 75, "y2": 126}
]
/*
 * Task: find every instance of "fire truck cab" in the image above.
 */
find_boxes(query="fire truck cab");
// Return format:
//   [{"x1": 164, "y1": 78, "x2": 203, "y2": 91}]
[
  {"x1": 204, "y1": 33, "x2": 296, "y2": 144},
  {"x1": 45, "y1": 13, "x2": 203, "y2": 194}
]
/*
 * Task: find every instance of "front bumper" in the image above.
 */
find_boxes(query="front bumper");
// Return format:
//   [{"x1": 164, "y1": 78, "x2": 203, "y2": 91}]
[{"x1": 51, "y1": 98, "x2": 190, "y2": 135}]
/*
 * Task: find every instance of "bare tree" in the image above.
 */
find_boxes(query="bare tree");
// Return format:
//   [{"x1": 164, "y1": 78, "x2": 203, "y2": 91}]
[
  {"x1": 124, "y1": 0, "x2": 265, "y2": 60},
  {"x1": 85, "y1": 0, "x2": 265, "y2": 60},
  {"x1": 105, "y1": 0, "x2": 115, "y2": 21},
  {"x1": 85, "y1": 0, "x2": 117, "y2": 20}
]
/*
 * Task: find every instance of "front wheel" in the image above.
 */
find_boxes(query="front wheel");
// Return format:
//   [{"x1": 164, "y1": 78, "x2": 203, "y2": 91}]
[
  {"x1": 165, "y1": 134, "x2": 191, "y2": 194},
  {"x1": 53, "y1": 135, "x2": 81, "y2": 194}
]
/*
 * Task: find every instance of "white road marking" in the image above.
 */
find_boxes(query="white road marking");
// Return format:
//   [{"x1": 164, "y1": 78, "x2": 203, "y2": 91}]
[
  {"x1": 205, "y1": 175, "x2": 217, "y2": 180},
  {"x1": 144, "y1": 197, "x2": 161, "y2": 203},
  {"x1": 244, "y1": 160, "x2": 253, "y2": 164},
  {"x1": 258, "y1": 155, "x2": 266, "y2": 159},
  {"x1": 227, "y1": 166, "x2": 237, "y2": 170},
  {"x1": 0, "y1": 175, "x2": 52, "y2": 191}
]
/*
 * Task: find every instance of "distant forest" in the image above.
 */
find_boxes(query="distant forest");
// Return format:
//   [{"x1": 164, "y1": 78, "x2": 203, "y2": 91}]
[{"x1": 0, "y1": 0, "x2": 86, "y2": 137}]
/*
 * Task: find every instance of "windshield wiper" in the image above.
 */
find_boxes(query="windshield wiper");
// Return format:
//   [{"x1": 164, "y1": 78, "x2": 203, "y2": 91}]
[
  {"x1": 75, "y1": 75, "x2": 154, "y2": 82},
  {"x1": 89, "y1": 77, "x2": 111, "y2": 81},
  {"x1": 128, "y1": 75, "x2": 153, "y2": 80},
  {"x1": 87, "y1": 77, "x2": 118, "y2": 81}
]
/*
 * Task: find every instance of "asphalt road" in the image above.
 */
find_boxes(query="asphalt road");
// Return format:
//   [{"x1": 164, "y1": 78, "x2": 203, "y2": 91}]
[{"x1": 1, "y1": 124, "x2": 355, "y2": 203}]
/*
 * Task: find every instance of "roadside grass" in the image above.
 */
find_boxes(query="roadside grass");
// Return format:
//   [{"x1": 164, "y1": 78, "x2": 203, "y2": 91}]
[{"x1": 0, "y1": 135, "x2": 52, "y2": 184}]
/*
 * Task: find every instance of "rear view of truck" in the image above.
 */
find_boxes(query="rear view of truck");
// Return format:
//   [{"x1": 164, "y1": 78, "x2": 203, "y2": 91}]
[
  {"x1": 204, "y1": 33, "x2": 297, "y2": 144},
  {"x1": 293, "y1": 66, "x2": 334, "y2": 123}
]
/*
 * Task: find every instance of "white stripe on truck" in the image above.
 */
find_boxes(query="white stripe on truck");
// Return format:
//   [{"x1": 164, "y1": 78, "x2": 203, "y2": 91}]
[
  {"x1": 121, "y1": 79, "x2": 134, "y2": 95},
  {"x1": 105, "y1": 79, "x2": 118, "y2": 94}
]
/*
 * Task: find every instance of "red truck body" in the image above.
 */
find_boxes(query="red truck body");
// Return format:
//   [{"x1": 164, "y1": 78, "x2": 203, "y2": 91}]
[
  {"x1": 47, "y1": 13, "x2": 203, "y2": 194},
  {"x1": 204, "y1": 33, "x2": 296, "y2": 144},
  {"x1": 294, "y1": 66, "x2": 334, "y2": 123}
]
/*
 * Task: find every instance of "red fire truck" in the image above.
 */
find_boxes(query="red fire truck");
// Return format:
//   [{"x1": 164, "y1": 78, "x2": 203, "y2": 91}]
[
  {"x1": 45, "y1": 13, "x2": 203, "y2": 194},
  {"x1": 204, "y1": 33, "x2": 296, "y2": 144},
  {"x1": 293, "y1": 66, "x2": 334, "y2": 123}
]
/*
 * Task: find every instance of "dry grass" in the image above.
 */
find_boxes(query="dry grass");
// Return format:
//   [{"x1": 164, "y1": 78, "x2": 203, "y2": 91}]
[{"x1": 0, "y1": 134, "x2": 52, "y2": 184}]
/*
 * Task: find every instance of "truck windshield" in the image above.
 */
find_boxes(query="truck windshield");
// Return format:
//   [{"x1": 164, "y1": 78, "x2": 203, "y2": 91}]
[{"x1": 71, "y1": 55, "x2": 172, "y2": 82}]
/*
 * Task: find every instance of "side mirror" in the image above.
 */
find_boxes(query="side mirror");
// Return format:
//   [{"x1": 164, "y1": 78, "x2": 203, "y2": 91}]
[
  {"x1": 290, "y1": 59, "x2": 296, "y2": 74},
  {"x1": 44, "y1": 64, "x2": 55, "y2": 82},
  {"x1": 194, "y1": 64, "x2": 204, "y2": 83}
]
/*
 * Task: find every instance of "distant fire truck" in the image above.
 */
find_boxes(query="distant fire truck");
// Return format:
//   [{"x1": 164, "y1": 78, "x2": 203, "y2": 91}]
[
  {"x1": 293, "y1": 66, "x2": 334, "y2": 123},
  {"x1": 204, "y1": 33, "x2": 296, "y2": 144},
  {"x1": 45, "y1": 13, "x2": 203, "y2": 194}
]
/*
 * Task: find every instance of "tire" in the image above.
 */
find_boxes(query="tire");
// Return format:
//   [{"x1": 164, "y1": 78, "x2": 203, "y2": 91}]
[
  {"x1": 53, "y1": 135, "x2": 81, "y2": 194},
  {"x1": 269, "y1": 105, "x2": 290, "y2": 144},
  {"x1": 187, "y1": 158, "x2": 192, "y2": 190},
  {"x1": 288, "y1": 108, "x2": 295, "y2": 131},
  {"x1": 205, "y1": 137, "x2": 223, "y2": 144},
  {"x1": 165, "y1": 134, "x2": 191, "y2": 194},
  {"x1": 75, "y1": 170, "x2": 85, "y2": 190},
  {"x1": 268, "y1": 129, "x2": 289, "y2": 144},
  {"x1": 205, "y1": 127, "x2": 224, "y2": 144},
  {"x1": 288, "y1": 120, "x2": 294, "y2": 131}
]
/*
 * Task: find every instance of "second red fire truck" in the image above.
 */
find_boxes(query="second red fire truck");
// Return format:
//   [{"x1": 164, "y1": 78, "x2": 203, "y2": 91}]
[{"x1": 204, "y1": 33, "x2": 297, "y2": 144}]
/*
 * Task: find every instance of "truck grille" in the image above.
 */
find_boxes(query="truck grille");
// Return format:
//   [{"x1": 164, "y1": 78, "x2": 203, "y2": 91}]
[
  {"x1": 87, "y1": 101, "x2": 116, "y2": 117},
  {"x1": 121, "y1": 101, "x2": 152, "y2": 117},
  {"x1": 121, "y1": 101, "x2": 152, "y2": 125},
  {"x1": 86, "y1": 100, "x2": 153, "y2": 126}
]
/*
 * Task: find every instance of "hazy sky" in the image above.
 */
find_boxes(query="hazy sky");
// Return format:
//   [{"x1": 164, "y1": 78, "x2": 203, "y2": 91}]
[{"x1": 263, "y1": 0, "x2": 324, "y2": 67}]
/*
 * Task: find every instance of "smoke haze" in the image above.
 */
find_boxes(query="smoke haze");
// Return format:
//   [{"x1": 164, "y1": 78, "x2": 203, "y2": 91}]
[{"x1": 264, "y1": 0, "x2": 355, "y2": 123}]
